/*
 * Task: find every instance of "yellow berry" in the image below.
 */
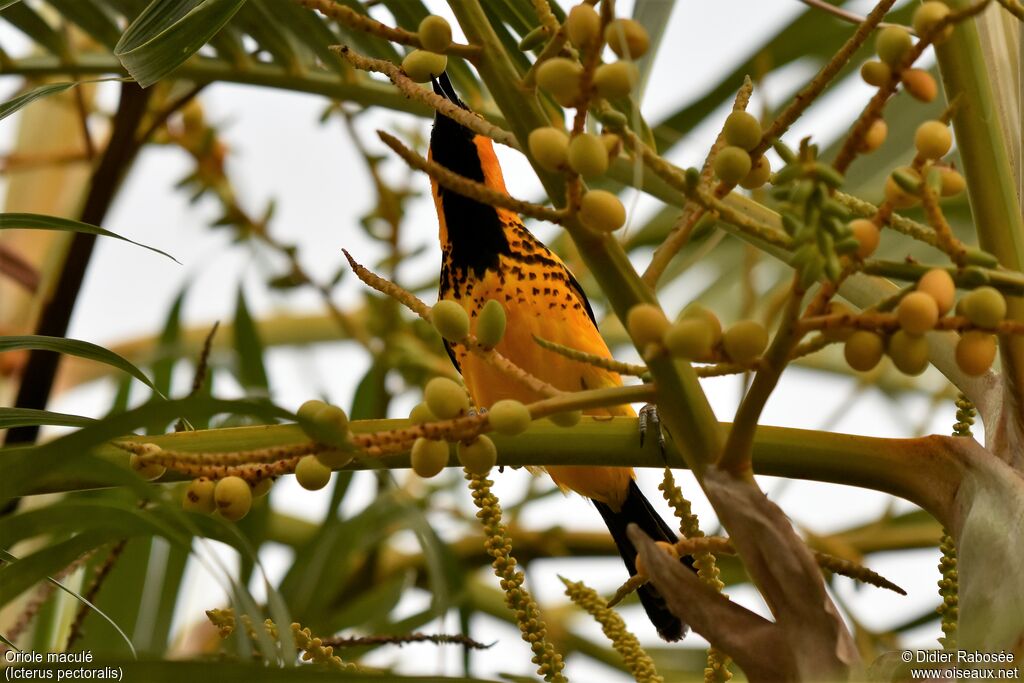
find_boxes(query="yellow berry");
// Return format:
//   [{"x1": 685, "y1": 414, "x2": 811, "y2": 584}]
[
  {"x1": 432, "y1": 299, "x2": 470, "y2": 342},
  {"x1": 424, "y1": 376, "x2": 469, "y2": 419},
  {"x1": 303, "y1": 403, "x2": 350, "y2": 447},
  {"x1": 740, "y1": 156, "x2": 771, "y2": 189},
  {"x1": 457, "y1": 435, "x2": 497, "y2": 474},
  {"x1": 410, "y1": 438, "x2": 449, "y2": 478},
  {"x1": 663, "y1": 318, "x2": 714, "y2": 360},
  {"x1": 937, "y1": 167, "x2": 965, "y2": 197},
  {"x1": 528, "y1": 127, "x2": 570, "y2": 172},
  {"x1": 130, "y1": 445, "x2": 166, "y2": 481},
  {"x1": 713, "y1": 146, "x2": 752, "y2": 185},
  {"x1": 917, "y1": 269, "x2": 956, "y2": 315},
  {"x1": 627, "y1": 304, "x2": 670, "y2": 348},
  {"x1": 822, "y1": 301, "x2": 855, "y2": 342},
  {"x1": 593, "y1": 61, "x2": 639, "y2": 99},
  {"x1": 601, "y1": 132, "x2": 622, "y2": 158},
  {"x1": 488, "y1": 399, "x2": 532, "y2": 435},
  {"x1": 956, "y1": 331, "x2": 997, "y2": 376},
  {"x1": 860, "y1": 119, "x2": 888, "y2": 153},
  {"x1": 316, "y1": 447, "x2": 353, "y2": 469},
  {"x1": 962, "y1": 286, "x2": 1006, "y2": 328},
  {"x1": 860, "y1": 60, "x2": 892, "y2": 87},
  {"x1": 888, "y1": 330, "x2": 930, "y2": 376},
  {"x1": 295, "y1": 455, "x2": 332, "y2": 491},
  {"x1": 902, "y1": 69, "x2": 938, "y2": 102},
  {"x1": 549, "y1": 409, "x2": 582, "y2": 428},
  {"x1": 915, "y1": 121, "x2": 952, "y2": 159},
  {"x1": 722, "y1": 320, "x2": 768, "y2": 364},
  {"x1": 567, "y1": 133, "x2": 609, "y2": 177},
  {"x1": 844, "y1": 331, "x2": 885, "y2": 371},
  {"x1": 635, "y1": 540, "x2": 678, "y2": 576},
  {"x1": 215, "y1": 476, "x2": 252, "y2": 521},
  {"x1": 476, "y1": 299, "x2": 507, "y2": 348},
  {"x1": 579, "y1": 189, "x2": 626, "y2": 232},
  {"x1": 849, "y1": 218, "x2": 881, "y2": 259},
  {"x1": 877, "y1": 26, "x2": 912, "y2": 66},
  {"x1": 898, "y1": 291, "x2": 940, "y2": 334},
  {"x1": 566, "y1": 4, "x2": 601, "y2": 48},
  {"x1": 536, "y1": 57, "x2": 583, "y2": 107},
  {"x1": 418, "y1": 15, "x2": 452, "y2": 53},
  {"x1": 604, "y1": 18, "x2": 649, "y2": 59},
  {"x1": 251, "y1": 478, "x2": 273, "y2": 498},
  {"x1": 913, "y1": 2, "x2": 953, "y2": 43},
  {"x1": 401, "y1": 50, "x2": 447, "y2": 83},
  {"x1": 680, "y1": 304, "x2": 723, "y2": 345},
  {"x1": 297, "y1": 399, "x2": 328, "y2": 424},
  {"x1": 723, "y1": 111, "x2": 761, "y2": 151},
  {"x1": 409, "y1": 402, "x2": 437, "y2": 425},
  {"x1": 885, "y1": 168, "x2": 921, "y2": 209},
  {"x1": 183, "y1": 477, "x2": 216, "y2": 513}
]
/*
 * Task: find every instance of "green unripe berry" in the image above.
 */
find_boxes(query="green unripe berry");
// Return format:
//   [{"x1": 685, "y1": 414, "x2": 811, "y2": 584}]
[
  {"x1": 528, "y1": 127, "x2": 570, "y2": 172},
  {"x1": 536, "y1": 57, "x2": 583, "y2": 107},
  {"x1": 713, "y1": 146, "x2": 752, "y2": 185},
  {"x1": 566, "y1": 4, "x2": 601, "y2": 48},
  {"x1": 130, "y1": 444, "x2": 166, "y2": 481},
  {"x1": 962, "y1": 286, "x2": 1006, "y2": 328},
  {"x1": 183, "y1": 477, "x2": 216, "y2": 513},
  {"x1": 888, "y1": 330, "x2": 930, "y2": 376},
  {"x1": 913, "y1": 2, "x2": 953, "y2": 42},
  {"x1": 627, "y1": 304, "x2": 670, "y2": 348},
  {"x1": 214, "y1": 476, "x2": 252, "y2": 521},
  {"x1": 549, "y1": 409, "x2": 582, "y2": 428},
  {"x1": 409, "y1": 402, "x2": 437, "y2": 425},
  {"x1": 722, "y1": 320, "x2": 768, "y2": 364},
  {"x1": 424, "y1": 376, "x2": 469, "y2": 419},
  {"x1": 860, "y1": 60, "x2": 891, "y2": 87},
  {"x1": 915, "y1": 120, "x2": 952, "y2": 159},
  {"x1": 252, "y1": 478, "x2": 273, "y2": 498},
  {"x1": 917, "y1": 269, "x2": 956, "y2": 315},
  {"x1": 604, "y1": 18, "x2": 649, "y2": 58},
  {"x1": 567, "y1": 133, "x2": 609, "y2": 177},
  {"x1": 476, "y1": 299, "x2": 507, "y2": 348},
  {"x1": 876, "y1": 26, "x2": 912, "y2": 67},
  {"x1": 740, "y1": 156, "x2": 771, "y2": 189},
  {"x1": 488, "y1": 399, "x2": 532, "y2": 435},
  {"x1": 897, "y1": 291, "x2": 940, "y2": 334},
  {"x1": 885, "y1": 168, "x2": 921, "y2": 209},
  {"x1": 432, "y1": 299, "x2": 470, "y2": 342},
  {"x1": 844, "y1": 330, "x2": 884, "y2": 371},
  {"x1": 680, "y1": 304, "x2": 723, "y2": 345},
  {"x1": 297, "y1": 399, "x2": 328, "y2": 423},
  {"x1": 418, "y1": 15, "x2": 452, "y2": 52},
  {"x1": 316, "y1": 448, "x2": 353, "y2": 469},
  {"x1": 956, "y1": 331, "x2": 997, "y2": 376},
  {"x1": 579, "y1": 190, "x2": 626, "y2": 232},
  {"x1": 457, "y1": 435, "x2": 497, "y2": 474},
  {"x1": 301, "y1": 403, "x2": 350, "y2": 447},
  {"x1": 411, "y1": 438, "x2": 449, "y2": 478},
  {"x1": 295, "y1": 455, "x2": 332, "y2": 491},
  {"x1": 723, "y1": 111, "x2": 761, "y2": 151},
  {"x1": 593, "y1": 61, "x2": 638, "y2": 99},
  {"x1": 663, "y1": 318, "x2": 714, "y2": 360},
  {"x1": 401, "y1": 50, "x2": 448, "y2": 83}
]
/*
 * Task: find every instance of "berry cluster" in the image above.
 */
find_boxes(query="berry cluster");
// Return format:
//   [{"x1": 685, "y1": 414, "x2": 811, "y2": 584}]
[
  {"x1": 401, "y1": 16, "x2": 453, "y2": 82},
  {"x1": 627, "y1": 303, "x2": 768, "y2": 366}
]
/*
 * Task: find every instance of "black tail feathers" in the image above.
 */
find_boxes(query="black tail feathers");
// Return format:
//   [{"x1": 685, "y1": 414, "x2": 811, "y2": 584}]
[{"x1": 594, "y1": 480, "x2": 694, "y2": 642}]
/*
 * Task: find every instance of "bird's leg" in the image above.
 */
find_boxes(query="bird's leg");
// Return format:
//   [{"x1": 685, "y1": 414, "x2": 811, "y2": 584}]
[{"x1": 638, "y1": 403, "x2": 666, "y2": 455}]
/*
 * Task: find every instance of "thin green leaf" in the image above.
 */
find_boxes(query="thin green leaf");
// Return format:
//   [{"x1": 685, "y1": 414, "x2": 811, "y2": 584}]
[
  {"x1": 232, "y1": 286, "x2": 269, "y2": 393},
  {"x1": 631, "y1": 0, "x2": 675, "y2": 99},
  {"x1": 0, "y1": 213, "x2": 178, "y2": 262},
  {"x1": 0, "y1": 1, "x2": 24, "y2": 12},
  {"x1": 2, "y1": 1, "x2": 64, "y2": 55},
  {"x1": 0, "y1": 407, "x2": 97, "y2": 429},
  {"x1": 0, "y1": 632, "x2": 18, "y2": 650},
  {"x1": 0, "y1": 547, "x2": 137, "y2": 658},
  {"x1": 46, "y1": 0, "x2": 123, "y2": 49},
  {"x1": 0, "y1": 335, "x2": 162, "y2": 395},
  {"x1": 153, "y1": 288, "x2": 187, "y2": 396},
  {"x1": 0, "y1": 80, "x2": 119, "y2": 122},
  {"x1": 114, "y1": 0, "x2": 250, "y2": 87}
]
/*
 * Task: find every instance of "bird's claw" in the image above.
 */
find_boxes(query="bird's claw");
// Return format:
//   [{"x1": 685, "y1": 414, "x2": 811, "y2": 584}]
[{"x1": 639, "y1": 403, "x2": 666, "y2": 455}]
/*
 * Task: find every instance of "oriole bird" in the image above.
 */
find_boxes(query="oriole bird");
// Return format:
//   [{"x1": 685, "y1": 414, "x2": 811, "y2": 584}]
[{"x1": 428, "y1": 74, "x2": 688, "y2": 642}]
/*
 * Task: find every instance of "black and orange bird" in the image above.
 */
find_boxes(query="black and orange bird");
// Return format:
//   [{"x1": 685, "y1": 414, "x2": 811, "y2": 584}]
[{"x1": 427, "y1": 74, "x2": 688, "y2": 641}]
